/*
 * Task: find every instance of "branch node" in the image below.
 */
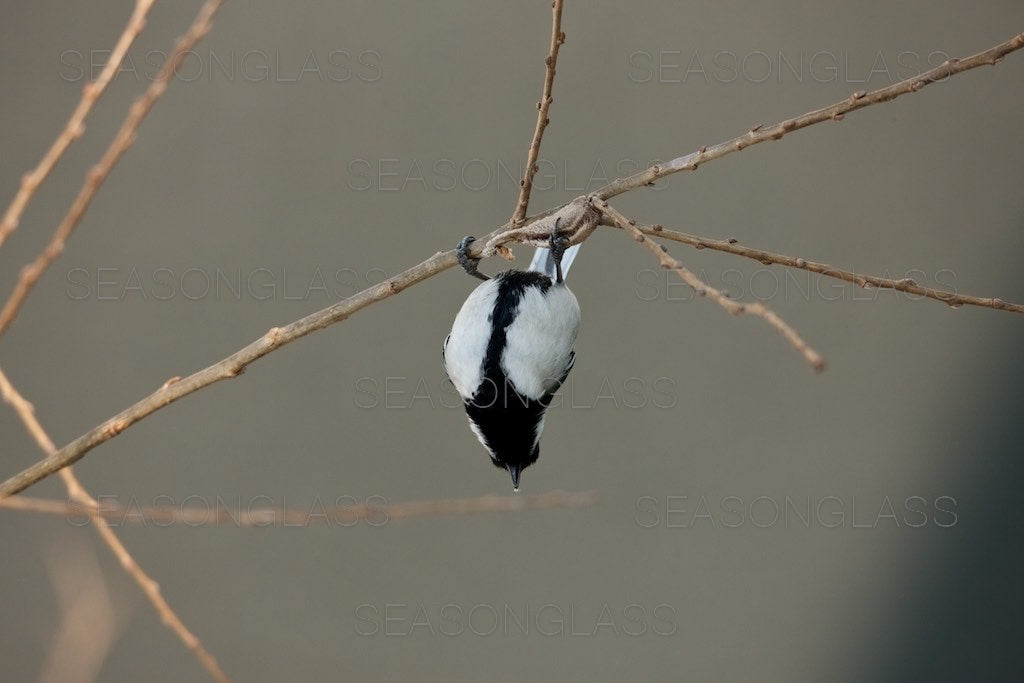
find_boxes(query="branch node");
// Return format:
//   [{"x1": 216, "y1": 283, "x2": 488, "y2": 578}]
[{"x1": 103, "y1": 420, "x2": 128, "y2": 439}]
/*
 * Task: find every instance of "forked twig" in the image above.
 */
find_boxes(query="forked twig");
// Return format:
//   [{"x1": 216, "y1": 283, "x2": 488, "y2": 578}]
[{"x1": 598, "y1": 200, "x2": 826, "y2": 371}]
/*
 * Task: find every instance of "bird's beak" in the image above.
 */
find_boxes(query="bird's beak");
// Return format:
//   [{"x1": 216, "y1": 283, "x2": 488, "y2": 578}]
[{"x1": 507, "y1": 464, "x2": 522, "y2": 492}]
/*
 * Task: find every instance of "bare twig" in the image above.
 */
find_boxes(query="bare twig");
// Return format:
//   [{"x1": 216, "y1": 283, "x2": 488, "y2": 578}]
[
  {"x1": 0, "y1": 0, "x2": 158, "y2": 251},
  {"x1": 0, "y1": 0, "x2": 226, "y2": 340},
  {"x1": 0, "y1": 370, "x2": 60, "y2": 458},
  {"x1": 597, "y1": 200, "x2": 826, "y2": 371},
  {"x1": 0, "y1": 490, "x2": 600, "y2": 526},
  {"x1": 510, "y1": 0, "x2": 566, "y2": 225},
  {"x1": 485, "y1": 195, "x2": 599, "y2": 256},
  {"x1": 0, "y1": 368, "x2": 230, "y2": 683},
  {"x1": 608, "y1": 220, "x2": 1024, "y2": 314},
  {"x1": 595, "y1": 32, "x2": 1024, "y2": 200},
  {"x1": 3, "y1": 32, "x2": 1022, "y2": 496},
  {"x1": 0, "y1": 248, "x2": 461, "y2": 498}
]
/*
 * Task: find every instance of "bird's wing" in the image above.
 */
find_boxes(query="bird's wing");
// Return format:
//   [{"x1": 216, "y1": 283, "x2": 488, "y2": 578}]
[{"x1": 540, "y1": 350, "x2": 575, "y2": 405}]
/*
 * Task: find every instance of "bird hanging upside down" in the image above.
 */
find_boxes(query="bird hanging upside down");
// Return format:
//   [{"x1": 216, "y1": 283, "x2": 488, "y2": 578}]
[{"x1": 443, "y1": 222, "x2": 580, "y2": 490}]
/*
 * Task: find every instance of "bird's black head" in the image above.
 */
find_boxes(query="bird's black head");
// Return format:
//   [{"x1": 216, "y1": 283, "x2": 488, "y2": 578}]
[
  {"x1": 492, "y1": 445, "x2": 540, "y2": 491},
  {"x1": 465, "y1": 390, "x2": 546, "y2": 491}
]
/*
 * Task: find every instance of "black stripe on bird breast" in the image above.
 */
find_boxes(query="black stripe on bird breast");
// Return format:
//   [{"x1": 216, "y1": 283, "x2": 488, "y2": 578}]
[
  {"x1": 464, "y1": 270, "x2": 554, "y2": 462},
  {"x1": 464, "y1": 388, "x2": 546, "y2": 465},
  {"x1": 481, "y1": 270, "x2": 552, "y2": 386}
]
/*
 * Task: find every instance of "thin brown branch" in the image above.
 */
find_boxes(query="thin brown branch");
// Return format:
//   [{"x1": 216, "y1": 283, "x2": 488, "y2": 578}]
[
  {"x1": 597, "y1": 200, "x2": 826, "y2": 372},
  {"x1": 0, "y1": 248, "x2": 461, "y2": 498},
  {"x1": 0, "y1": 0, "x2": 158, "y2": 251},
  {"x1": 609, "y1": 221, "x2": 1024, "y2": 315},
  {"x1": 485, "y1": 195, "x2": 599, "y2": 256},
  {"x1": 595, "y1": 32, "x2": 1024, "y2": 200},
  {"x1": 0, "y1": 368, "x2": 230, "y2": 683},
  {"x1": 510, "y1": 0, "x2": 566, "y2": 225},
  {"x1": 3, "y1": 31, "x2": 1022, "y2": 496},
  {"x1": 0, "y1": 490, "x2": 600, "y2": 527},
  {"x1": 0, "y1": 0, "x2": 226, "y2": 340}
]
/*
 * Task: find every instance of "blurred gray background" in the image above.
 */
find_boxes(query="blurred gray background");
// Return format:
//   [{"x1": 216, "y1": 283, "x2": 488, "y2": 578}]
[{"x1": 2, "y1": 1, "x2": 1023, "y2": 681}]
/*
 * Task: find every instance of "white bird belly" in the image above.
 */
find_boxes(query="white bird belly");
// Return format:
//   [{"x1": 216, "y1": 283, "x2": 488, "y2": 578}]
[
  {"x1": 444, "y1": 278, "x2": 500, "y2": 399},
  {"x1": 502, "y1": 284, "x2": 580, "y2": 400}
]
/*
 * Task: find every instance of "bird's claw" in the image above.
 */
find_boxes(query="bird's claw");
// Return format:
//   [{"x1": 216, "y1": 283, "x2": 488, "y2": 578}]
[
  {"x1": 456, "y1": 236, "x2": 489, "y2": 281},
  {"x1": 548, "y1": 218, "x2": 569, "y2": 283}
]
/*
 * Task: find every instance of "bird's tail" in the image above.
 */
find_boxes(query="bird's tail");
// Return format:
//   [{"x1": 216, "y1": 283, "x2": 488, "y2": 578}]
[{"x1": 528, "y1": 244, "x2": 581, "y2": 281}]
